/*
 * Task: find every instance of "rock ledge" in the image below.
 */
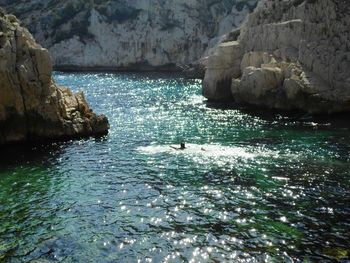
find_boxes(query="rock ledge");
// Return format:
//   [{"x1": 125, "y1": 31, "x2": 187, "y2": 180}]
[
  {"x1": 0, "y1": 12, "x2": 109, "y2": 145},
  {"x1": 203, "y1": 0, "x2": 350, "y2": 113}
]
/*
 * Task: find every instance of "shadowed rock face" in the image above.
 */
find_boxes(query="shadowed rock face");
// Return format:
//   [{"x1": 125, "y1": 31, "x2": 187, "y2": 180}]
[
  {"x1": 203, "y1": 0, "x2": 350, "y2": 113},
  {"x1": 0, "y1": 0, "x2": 258, "y2": 70},
  {"x1": 0, "y1": 11, "x2": 109, "y2": 145}
]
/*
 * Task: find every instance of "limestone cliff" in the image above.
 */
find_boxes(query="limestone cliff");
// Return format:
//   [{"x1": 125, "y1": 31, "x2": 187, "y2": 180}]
[
  {"x1": 203, "y1": 0, "x2": 350, "y2": 113},
  {"x1": 0, "y1": 11, "x2": 109, "y2": 145},
  {"x1": 0, "y1": 0, "x2": 258, "y2": 70}
]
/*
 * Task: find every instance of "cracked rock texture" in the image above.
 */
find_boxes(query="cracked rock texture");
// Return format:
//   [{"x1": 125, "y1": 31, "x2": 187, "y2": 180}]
[
  {"x1": 0, "y1": 12, "x2": 109, "y2": 145},
  {"x1": 0, "y1": 0, "x2": 258, "y2": 70},
  {"x1": 203, "y1": 0, "x2": 350, "y2": 113}
]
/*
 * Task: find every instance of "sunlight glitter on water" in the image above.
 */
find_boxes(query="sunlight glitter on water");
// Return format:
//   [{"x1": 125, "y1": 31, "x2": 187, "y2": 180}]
[
  {"x1": 1, "y1": 72, "x2": 350, "y2": 262},
  {"x1": 137, "y1": 143, "x2": 255, "y2": 157}
]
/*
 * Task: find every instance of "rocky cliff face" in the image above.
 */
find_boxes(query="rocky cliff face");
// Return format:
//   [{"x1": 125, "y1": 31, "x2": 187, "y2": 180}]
[
  {"x1": 0, "y1": 11, "x2": 109, "y2": 145},
  {"x1": 203, "y1": 0, "x2": 350, "y2": 113},
  {"x1": 0, "y1": 0, "x2": 258, "y2": 70}
]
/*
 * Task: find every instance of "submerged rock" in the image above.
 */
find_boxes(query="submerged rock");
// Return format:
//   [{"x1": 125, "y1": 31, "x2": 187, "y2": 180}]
[
  {"x1": 0, "y1": 12, "x2": 109, "y2": 145},
  {"x1": 203, "y1": 0, "x2": 350, "y2": 113}
]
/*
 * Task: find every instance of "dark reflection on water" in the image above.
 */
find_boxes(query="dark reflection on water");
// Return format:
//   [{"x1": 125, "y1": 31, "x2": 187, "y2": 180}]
[
  {"x1": 0, "y1": 72, "x2": 350, "y2": 262},
  {"x1": 0, "y1": 144, "x2": 62, "y2": 169}
]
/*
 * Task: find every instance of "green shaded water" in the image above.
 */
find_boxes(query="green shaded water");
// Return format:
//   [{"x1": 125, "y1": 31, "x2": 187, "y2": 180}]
[{"x1": 0, "y1": 72, "x2": 349, "y2": 262}]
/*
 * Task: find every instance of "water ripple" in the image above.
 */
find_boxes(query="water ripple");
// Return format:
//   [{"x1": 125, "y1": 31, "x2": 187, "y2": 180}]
[{"x1": 0, "y1": 72, "x2": 349, "y2": 262}]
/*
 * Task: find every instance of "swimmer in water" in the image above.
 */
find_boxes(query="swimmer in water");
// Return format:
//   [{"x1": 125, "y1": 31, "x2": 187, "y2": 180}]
[{"x1": 170, "y1": 142, "x2": 186, "y2": 150}]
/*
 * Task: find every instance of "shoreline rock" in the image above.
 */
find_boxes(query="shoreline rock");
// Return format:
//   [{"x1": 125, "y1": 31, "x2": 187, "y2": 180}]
[
  {"x1": 0, "y1": 12, "x2": 109, "y2": 145},
  {"x1": 53, "y1": 63, "x2": 182, "y2": 73},
  {"x1": 203, "y1": 0, "x2": 350, "y2": 113}
]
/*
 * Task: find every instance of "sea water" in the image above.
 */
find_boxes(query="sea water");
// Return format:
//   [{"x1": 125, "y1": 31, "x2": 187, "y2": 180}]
[{"x1": 0, "y1": 72, "x2": 349, "y2": 262}]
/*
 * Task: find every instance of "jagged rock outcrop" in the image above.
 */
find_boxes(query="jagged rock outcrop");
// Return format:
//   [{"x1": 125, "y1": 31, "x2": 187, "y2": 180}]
[
  {"x1": 0, "y1": 0, "x2": 258, "y2": 71},
  {"x1": 203, "y1": 0, "x2": 350, "y2": 113},
  {"x1": 0, "y1": 11, "x2": 109, "y2": 145}
]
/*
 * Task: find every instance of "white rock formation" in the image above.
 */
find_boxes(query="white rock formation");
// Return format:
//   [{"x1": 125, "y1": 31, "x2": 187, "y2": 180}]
[
  {"x1": 1, "y1": 0, "x2": 258, "y2": 70},
  {"x1": 203, "y1": 0, "x2": 350, "y2": 113}
]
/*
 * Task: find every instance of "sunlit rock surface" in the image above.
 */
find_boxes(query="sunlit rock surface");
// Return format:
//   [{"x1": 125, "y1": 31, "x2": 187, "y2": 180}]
[
  {"x1": 0, "y1": 11, "x2": 109, "y2": 145},
  {"x1": 0, "y1": 0, "x2": 258, "y2": 71},
  {"x1": 203, "y1": 0, "x2": 350, "y2": 113}
]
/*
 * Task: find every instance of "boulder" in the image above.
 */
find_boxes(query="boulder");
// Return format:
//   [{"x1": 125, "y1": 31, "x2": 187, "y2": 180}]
[
  {"x1": 202, "y1": 41, "x2": 242, "y2": 101},
  {"x1": 231, "y1": 66, "x2": 284, "y2": 106}
]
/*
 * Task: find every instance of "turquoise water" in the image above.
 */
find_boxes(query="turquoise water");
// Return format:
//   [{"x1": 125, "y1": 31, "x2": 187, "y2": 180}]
[{"x1": 1, "y1": 72, "x2": 350, "y2": 262}]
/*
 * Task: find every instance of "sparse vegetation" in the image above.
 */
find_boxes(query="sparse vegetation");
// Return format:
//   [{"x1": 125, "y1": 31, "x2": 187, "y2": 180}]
[
  {"x1": 159, "y1": 17, "x2": 182, "y2": 31},
  {"x1": 95, "y1": 3, "x2": 141, "y2": 23},
  {"x1": 53, "y1": 10, "x2": 94, "y2": 43},
  {"x1": 51, "y1": 1, "x2": 85, "y2": 29}
]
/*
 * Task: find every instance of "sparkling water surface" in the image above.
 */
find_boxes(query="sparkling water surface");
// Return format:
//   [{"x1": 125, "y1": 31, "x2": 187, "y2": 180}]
[{"x1": 1, "y1": 72, "x2": 350, "y2": 262}]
